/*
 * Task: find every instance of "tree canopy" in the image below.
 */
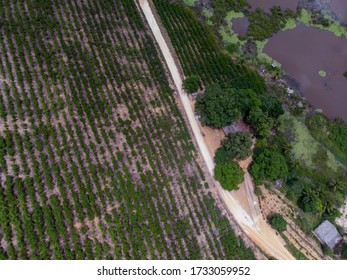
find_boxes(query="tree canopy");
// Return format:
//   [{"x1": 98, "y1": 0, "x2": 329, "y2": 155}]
[
  {"x1": 246, "y1": 107, "x2": 273, "y2": 138},
  {"x1": 183, "y1": 75, "x2": 200, "y2": 93},
  {"x1": 260, "y1": 92, "x2": 284, "y2": 119},
  {"x1": 214, "y1": 147, "x2": 230, "y2": 165},
  {"x1": 195, "y1": 84, "x2": 241, "y2": 128},
  {"x1": 214, "y1": 162, "x2": 244, "y2": 191},
  {"x1": 249, "y1": 149, "x2": 288, "y2": 185},
  {"x1": 220, "y1": 132, "x2": 253, "y2": 161},
  {"x1": 269, "y1": 213, "x2": 287, "y2": 233}
]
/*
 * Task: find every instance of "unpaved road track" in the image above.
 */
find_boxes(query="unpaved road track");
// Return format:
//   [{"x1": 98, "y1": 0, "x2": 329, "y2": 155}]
[{"x1": 139, "y1": 0, "x2": 294, "y2": 260}]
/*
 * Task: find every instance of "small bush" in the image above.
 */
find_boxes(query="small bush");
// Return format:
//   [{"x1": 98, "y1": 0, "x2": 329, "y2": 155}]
[
  {"x1": 269, "y1": 213, "x2": 287, "y2": 233},
  {"x1": 183, "y1": 75, "x2": 200, "y2": 93}
]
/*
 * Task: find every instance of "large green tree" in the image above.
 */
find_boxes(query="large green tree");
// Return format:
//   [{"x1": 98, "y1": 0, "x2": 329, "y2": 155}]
[
  {"x1": 195, "y1": 84, "x2": 241, "y2": 128},
  {"x1": 215, "y1": 162, "x2": 244, "y2": 191},
  {"x1": 249, "y1": 149, "x2": 288, "y2": 185},
  {"x1": 260, "y1": 92, "x2": 284, "y2": 119},
  {"x1": 214, "y1": 147, "x2": 230, "y2": 165},
  {"x1": 220, "y1": 132, "x2": 253, "y2": 161},
  {"x1": 246, "y1": 107, "x2": 273, "y2": 138}
]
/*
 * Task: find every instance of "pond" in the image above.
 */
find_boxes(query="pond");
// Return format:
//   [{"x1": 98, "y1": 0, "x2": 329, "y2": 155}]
[
  {"x1": 232, "y1": 17, "x2": 249, "y2": 36},
  {"x1": 264, "y1": 25, "x2": 347, "y2": 120},
  {"x1": 329, "y1": 0, "x2": 347, "y2": 23}
]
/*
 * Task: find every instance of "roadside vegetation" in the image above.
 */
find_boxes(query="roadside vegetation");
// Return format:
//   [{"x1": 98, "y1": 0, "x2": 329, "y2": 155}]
[
  {"x1": 183, "y1": 75, "x2": 200, "y2": 93},
  {"x1": 216, "y1": 132, "x2": 253, "y2": 162},
  {"x1": 215, "y1": 162, "x2": 244, "y2": 191}
]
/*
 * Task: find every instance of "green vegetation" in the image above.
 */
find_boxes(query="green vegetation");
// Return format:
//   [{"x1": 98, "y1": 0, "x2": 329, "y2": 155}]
[
  {"x1": 318, "y1": 70, "x2": 327, "y2": 77},
  {"x1": 344, "y1": 71, "x2": 347, "y2": 79},
  {"x1": 153, "y1": 0, "x2": 266, "y2": 93},
  {"x1": 210, "y1": 0, "x2": 248, "y2": 26},
  {"x1": 195, "y1": 84, "x2": 241, "y2": 128},
  {"x1": 183, "y1": 75, "x2": 200, "y2": 93},
  {"x1": 281, "y1": 234, "x2": 308, "y2": 260},
  {"x1": 195, "y1": 82, "x2": 283, "y2": 135},
  {"x1": 269, "y1": 213, "x2": 287, "y2": 233},
  {"x1": 278, "y1": 113, "x2": 347, "y2": 223},
  {"x1": 306, "y1": 113, "x2": 347, "y2": 163},
  {"x1": 248, "y1": 7, "x2": 296, "y2": 40},
  {"x1": 246, "y1": 107, "x2": 273, "y2": 138},
  {"x1": 250, "y1": 149, "x2": 289, "y2": 185},
  {"x1": 183, "y1": 0, "x2": 196, "y2": 6},
  {"x1": 299, "y1": 187, "x2": 325, "y2": 213},
  {"x1": 156, "y1": 0, "x2": 347, "y2": 252},
  {"x1": 215, "y1": 162, "x2": 244, "y2": 191},
  {"x1": 0, "y1": 0, "x2": 255, "y2": 260},
  {"x1": 279, "y1": 113, "x2": 345, "y2": 172},
  {"x1": 218, "y1": 132, "x2": 253, "y2": 161},
  {"x1": 341, "y1": 243, "x2": 347, "y2": 260}
]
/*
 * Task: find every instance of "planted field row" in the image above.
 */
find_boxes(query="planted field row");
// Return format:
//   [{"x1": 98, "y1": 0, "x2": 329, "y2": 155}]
[
  {"x1": 0, "y1": 0, "x2": 254, "y2": 260},
  {"x1": 153, "y1": 0, "x2": 266, "y2": 94}
]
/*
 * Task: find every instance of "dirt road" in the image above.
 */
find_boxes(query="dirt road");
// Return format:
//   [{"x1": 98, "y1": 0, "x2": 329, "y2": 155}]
[{"x1": 139, "y1": 0, "x2": 294, "y2": 260}]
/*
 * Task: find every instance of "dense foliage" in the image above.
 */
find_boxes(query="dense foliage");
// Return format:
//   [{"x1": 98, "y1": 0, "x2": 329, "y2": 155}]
[
  {"x1": 219, "y1": 132, "x2": 253, "y2": 161},
  {"x1": 153, "y1": 0, "x2": 267, "y2": 94},
  {"x1": 0, "y1": 0, "x2": 255, "y2": 260},
  {"x1": 250, "y1": 149, "x2": 289, "y2": 185},
  {"x1": 246, "y1": 107, "x2": 273, "y2": 138},
  {"x1": 183, "y1": 75, "x2": 200, "y2": 93},
  {"x1": 341, "y1": 243, "x2": 347, "y2": 260},
  {"x1": 210, "y1": 0, "x2": 249, "y2": 26},
  {"x1": 306, "y1": 113, "x2": 347, "y2": 163},
  {"x1": 215, "y1": 162, "x2": 244, "y2": 191},
  {"x1": 248, "y1": 7, "x2": 296, "y2": 40},
  {"x1": 269, "y1": 213, "x2": 287, "y2": 233},
  {"x1": 195, "y1": 84, "x2": 241, "y2": 128},
  {"x1": 260, "y1": 92, "x2": 285, "y2": 119}
]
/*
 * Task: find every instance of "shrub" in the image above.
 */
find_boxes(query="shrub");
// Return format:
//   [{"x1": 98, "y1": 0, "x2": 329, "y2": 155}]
[
  {"x1": 214, "y1": 162, "x2": 244, "y2": 191},
  {"x1": 269, "y1": 213, "x2": 287, "y2": 233},
  {"x1": 183, "y1": 75, "x2": 200, "y2": 93}
]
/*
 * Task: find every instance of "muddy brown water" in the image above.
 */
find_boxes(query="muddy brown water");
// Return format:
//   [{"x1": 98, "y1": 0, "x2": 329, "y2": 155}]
[
  {"x1": 264, "y1": 25, "x2": 347, "y2": 120},
  {"x1": 329, "y1": 0, "x2": 347, "y2": 23},
  {"x1": 232, "y1": 17, "x2": 249, "y2": 36}
]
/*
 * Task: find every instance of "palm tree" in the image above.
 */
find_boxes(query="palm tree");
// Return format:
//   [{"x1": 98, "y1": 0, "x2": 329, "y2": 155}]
[{"x1": 327, "y1": 179, "x2": 343, "y2": 192}]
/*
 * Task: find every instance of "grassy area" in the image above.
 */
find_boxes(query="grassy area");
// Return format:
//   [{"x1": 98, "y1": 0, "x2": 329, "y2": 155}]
[
  {"x1": 297, "y1": 10, "x2": 347, "y2": 38},
  {"x1": 203, "y1": 8, "x2": 213, "y2": 26},
  {"x1": 306, "y1": 113, "x2": 347, "y2": 164},
  {"x1": 183, "y1": 0, "x2": 196, "y2": 7},
  {"x1": 281, "y1": 234, "x2": 309, "y2": 260},
  {"x1": 279, "y1": 113, "x2": 345, "y2": 173}
]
